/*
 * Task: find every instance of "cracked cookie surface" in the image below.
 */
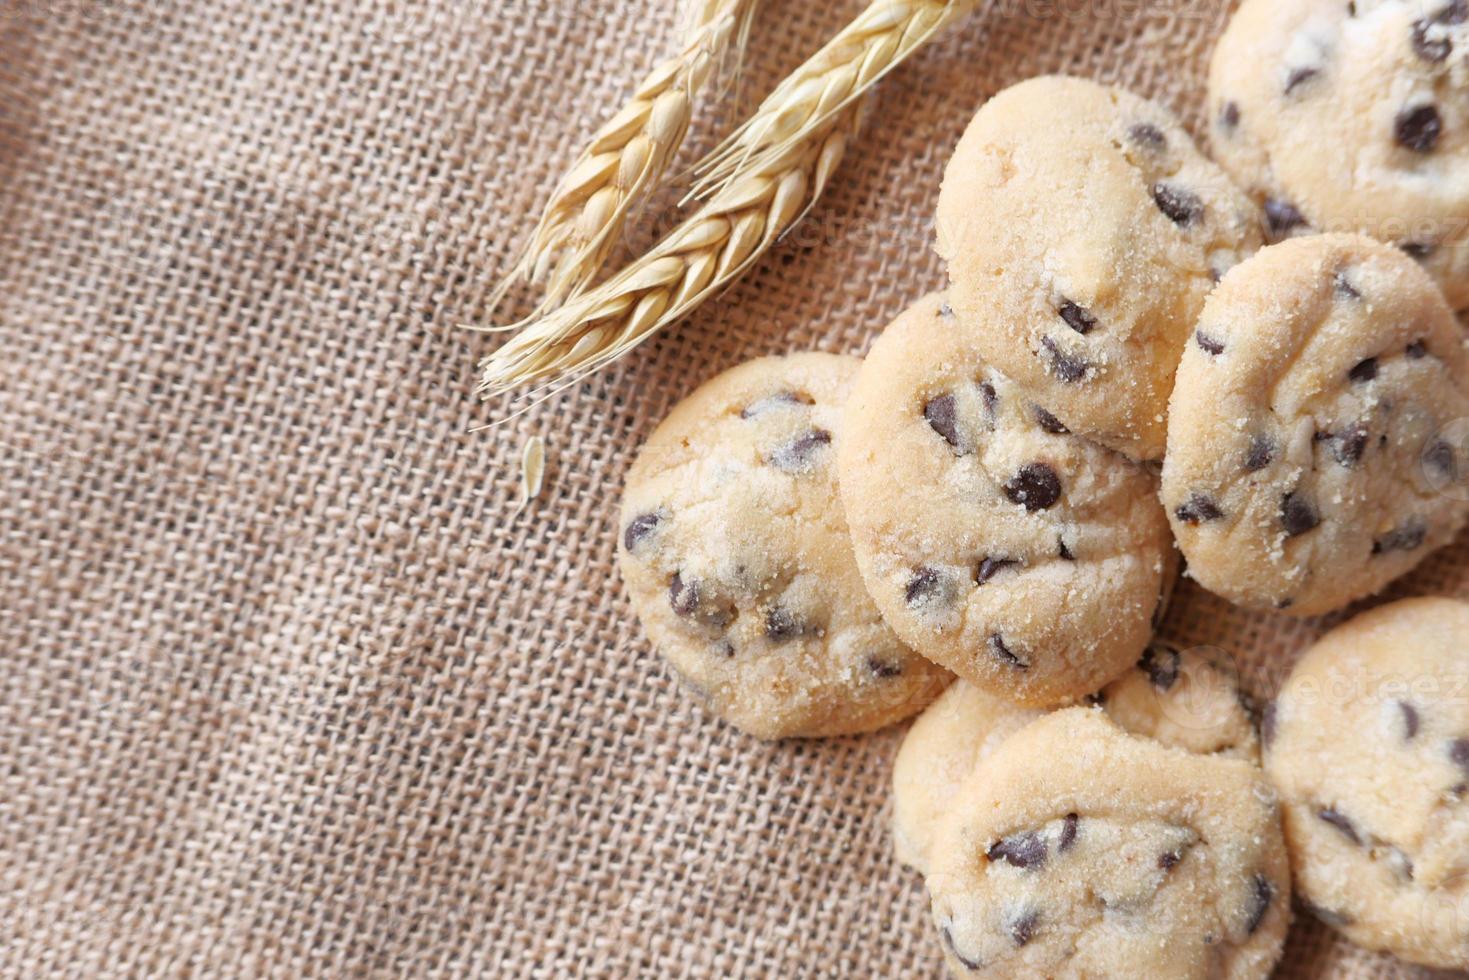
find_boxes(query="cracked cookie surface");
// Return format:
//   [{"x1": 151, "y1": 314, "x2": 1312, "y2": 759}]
[
  {"x1": 1163, "y1": 234, "x2": 1469, "y2": 615},
  {"x1": 925, "y1": 708, "x2": 1289, "y2": 979},
  {"x1": 839, "y1": 294, "x2": 1173, "y2": 708},
  {"x1": 1265, "y1": 597, "x2": 1469, "y2": 968},
  {"x1": 893, "y1": 644, "x2": 1259, "y2": 875},
  {"x1": 936, "y1": 75, "x2": 1263, "y2": 460},
  {"x1": 618, "y1": 352, "x2": 950, "y2": 739},
  {"x1": 1209, "y1": 0, "x2": 1469, "y2": 310}
]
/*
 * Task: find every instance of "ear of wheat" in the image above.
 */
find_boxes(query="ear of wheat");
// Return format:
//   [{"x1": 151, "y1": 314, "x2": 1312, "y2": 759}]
[
  {"x1": 476, "y1": 0, "x2": 977, "y2": 405},
  {"x1": 693, "y1": 0, "x2": 977, "y2": 199},
  {"x1": 490, "y1": 0, "x2": 756, "y2": 318},
  {"x1": 477, "y1": 106, "x2": 861, "y2": 402}
]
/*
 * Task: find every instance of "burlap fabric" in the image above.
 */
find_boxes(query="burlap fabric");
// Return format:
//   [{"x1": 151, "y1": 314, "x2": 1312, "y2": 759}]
[{"x1": 2, "y1": 0, "x2": 1465, "y2": 975}]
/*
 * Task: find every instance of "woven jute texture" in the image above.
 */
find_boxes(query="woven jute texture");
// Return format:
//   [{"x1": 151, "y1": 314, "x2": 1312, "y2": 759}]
[{"x1": 2, "y1": 0, "x2": 1466, "y2": 975}]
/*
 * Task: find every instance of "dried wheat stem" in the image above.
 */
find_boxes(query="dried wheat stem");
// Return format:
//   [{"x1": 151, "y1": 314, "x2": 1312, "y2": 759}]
[
  {"x1": 478, "y1": 107, "x2": 861, "y2": 399},
  {"x1": 693, "y1": 0, "x2": 976, "y2": 199},
  {"x1": 492, "y1": 0, "x2": 756, "y2": 317}
]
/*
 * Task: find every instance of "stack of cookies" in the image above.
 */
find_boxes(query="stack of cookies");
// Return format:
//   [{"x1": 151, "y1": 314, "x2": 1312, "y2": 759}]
[{"x1": 616, "y1": 0, "x2": 1469, "y2": 975}]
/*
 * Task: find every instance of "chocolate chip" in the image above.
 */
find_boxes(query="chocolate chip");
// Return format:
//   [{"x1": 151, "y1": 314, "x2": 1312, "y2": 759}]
[
  {"x1": 1396, "y1": 105, "x2": 1443, "y2": 153},
  {"x1": 1400, "y1": 700, "x2": 1421, "y2": 740},
  {"x1": 1333, "y1": 272, "x2": 1361, "y2": 299},
  {"x1": 1058, "y1": 813, "x2": 1078, "y2": 852},
  {"x1": 1152, "y1": 182, "x2": 1204, "y2": 227},
  {"x1": 1159, "y1": 848, "x2": 1184, "y2": 871},
  {"x1": 1220, "y1": 101, "x2": 1241, "y2": 130},
  {"x1": 1424, "y1": 439, "x2": 1457, "y2": 480},
  {"x1": 1413, "y1": 19, "x2": 1454, "y2": 62},
  {"x1": 924, "y1": 394, "x2": 961, "y2": 449},
  {"x1": 980, "y1": 381, "x2": 999, "y2": 419},
  {"x1": 1195, "y1": 330, "x2": 1225, "y2": 356},
  {"x1": 1440, "y1": 0, "x2": 1469, "y2": 24},
  {"x1": 1245, "y1": 434, "x2": 1275, "y2": 472},
  {"x1": 1175, "y1": 493, "x2": 1224, "y2": 525},
  {"x1": 941, "y1": 926, "x2": 983, "y2": 971},
  {"x1": 1128, "y1": 122, "x2": 1167, "y2": 149},
  {"x1": 1450, "y1": 737, "x2": 1469, "y2": 772},
  {"x1": 939, "y1": 301, "x2": 956, "y2": 320},
  {"x1": 1246, "y1": 875, "x2": 1273, "y2": 935},
  {"x1": 1407, "y1": 339, "x2": 1428, "y2": 359},
  {"x1": 1041, "y1": 336, "x2": 1088, "y2": 383},
  {"x1": 1277, "y1": 597, "x2": 1295, "y2": 610},
  {"x1": 1318, "y1": 807, "x2": 1361, "y2": 845},
  {"x1": 1281, "y1": 492, "x2": 1320, "y2": 538},
  {"x1": 1033, "y1": 405, "x2": 1069, "y2": 434},
  {"x1": 1058, "y1": 536, "x2": 1075, "y2": 561},
  {"x1": 1348, "y1": 357, "x2": 1378, "y2": 383},
  {"x1": 1330, "y1": 425, "x2": 1369, "y2": 467},
  {"x1": 765, "y1": 606, "x2": 803, "y2": 642},
  {"x1": 1261, "y1": 702, "x2": 1278, "y2": 747},
  {"x1": 1010, "y1": 909, "x2": 1039, "y2": 947},
  {"x1": 976, "y1": 556, "x2": 1020, "y2": 585},
  {"x1": 624, "y1": 512, "x2": 662, "y2": 551},
  {"x1": 988, "y1": 831, "x2": 1047, "y2": 869},
  {"x1": 989, "y1": 633, "x2": 1028, "y2": 670},
  {"x1": 1285, "y1": 67, "x2": 1319, "y2": 94},
  {"x1": 768, "y1": 429, "x2": 831, "y2": 471},
  {"x1": 1400, "y1": 240, "x2": 1437, "y2": 260},
  {"x1": 1004, "y1": 463, "x2": 1062, "y2": 511},
  {"x1": 1373, "y1": 518, "x2": 1426, "y2": 555},
  {"x1": 1057, "y1": 299, "x2": 1097, "y2": 335},
  {"x1": 905, "y1": 566, "x2": 947, "y2": 606},
  {"x1": 669, "y1": 572, "x2": 700, "y2": 616},
  {"x1": 1265, "y1": 198, "x2": 1308, "y2": 238},
  {"x1": 741, "y1": 390, "x2": 810, "y2": 418},
  {"x1": 1139, "y1": 644, "x2": 1181, "y2": 690},
  {"x1": 866, "y1": 655, "x2": 902, "y2": 678}
]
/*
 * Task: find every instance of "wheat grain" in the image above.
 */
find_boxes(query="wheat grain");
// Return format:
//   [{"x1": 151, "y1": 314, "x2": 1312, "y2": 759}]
[
  {"x1": 477, "y1": 106, "x2": 861, "y2": 400},
  {"x1": 491, "y1": 0, "x2": 756, "y2": 318},
  {"x1": 693, "y1": 0, "x2": 977, "y2": 200}
]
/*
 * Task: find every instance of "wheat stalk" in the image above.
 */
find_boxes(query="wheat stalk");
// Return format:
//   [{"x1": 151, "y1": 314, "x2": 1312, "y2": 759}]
[
  {"x1": 490, "y1": 0, "x2": 756, "y2": 318},
  {"x1": 475, "y1": 0, "x2": 977, "y2": 404},
  {"x1": 477, "y1": 106, "x2": 861, "y2": 401},
  {"x1": 693, "y1": 0, "x2": 976, "y2": 199}
]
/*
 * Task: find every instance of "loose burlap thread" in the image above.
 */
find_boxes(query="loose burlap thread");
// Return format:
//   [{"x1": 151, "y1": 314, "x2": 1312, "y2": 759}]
[{"x1": 1, "y1": 0, "x2": 1464, "y2": 975}]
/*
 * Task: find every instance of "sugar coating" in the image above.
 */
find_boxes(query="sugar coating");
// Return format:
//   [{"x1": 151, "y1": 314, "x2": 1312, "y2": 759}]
[
  {"x1": 1209, "y1": 0, "x2": 1469, "y2": 310},
  {"x1": 936, "y1": 75, "x2": 1264, "y2": 461},
  {"x1": 618, "y1": 352, "x2": 951, "y2": 739},
  {"x1": 839, "y1": 293, "x2": 1174, "y2": 708},
  {"x1": 926, "y1": 708, "x2": 1290, "y2": 979},
  {"x1": 892, "y1": 644, "x2": 1259, "y2": 875},
  {"x1": 1266, "y1": 597, "x2": 1469, "y2": 969},
  {"x1": 1163, "y1": 234, "x2": 1469, "y2": 616}
]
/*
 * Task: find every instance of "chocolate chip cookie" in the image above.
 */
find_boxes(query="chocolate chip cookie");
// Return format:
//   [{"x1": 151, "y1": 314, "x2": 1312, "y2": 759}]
[
  {"x1": 936, "y1": 75, "x2": 1263, "y2": 460},
  {"x1": 618, "y1": 352, "x2": 950, "y2": 739},
  {"x1": 893, "y1": 644, "x2": 1258, "y2": 875},
  {"x1": 1210, "y1": 0, "x2": 1469, "y2": 310},
  {"x1": 839, "y1": 294, "x2": 1174, "y2": 708},
  {"x1": 1163, "y1": 234, "x2": 1469, "y2": 615},
  {"x1": 926, "y1": 708, "x2": 1290, "y2": 979},
  {"x1": 1265, "y1": 597, "x2": 1469, "y2": 968}
]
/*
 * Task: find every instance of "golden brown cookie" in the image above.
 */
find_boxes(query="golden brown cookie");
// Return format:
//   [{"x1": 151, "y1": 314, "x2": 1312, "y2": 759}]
[
  {"x1": 619, "y1": 353, "x2": 950, "y2": 739},
  {"x1": 1210, "y1": 0, "x2": 1469, "y2": 310},
  {"x1": 1265, "y1": 596, "x2": 1469, "y2": 968},
  {"x1": 926, "y1": 709, "x2": 1290, "y2": 979},
  {"x1": 1163, "y1": 234, "x2": 1469, "y2": 615},
  {"x1": 840, "y1": 294, "x2": 1173, "y2": 708},
  {"x1": 937, "y1": 75, "x2": 1263, "y2": 460}
]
